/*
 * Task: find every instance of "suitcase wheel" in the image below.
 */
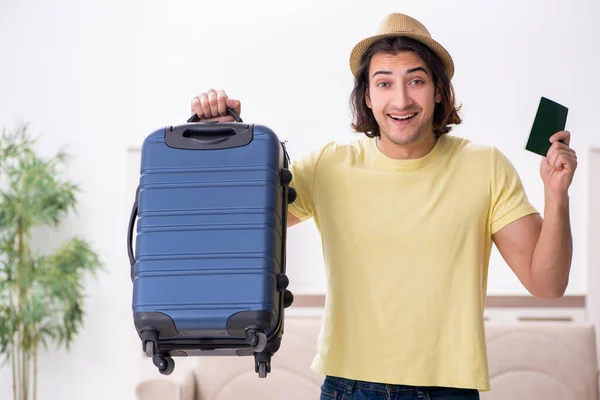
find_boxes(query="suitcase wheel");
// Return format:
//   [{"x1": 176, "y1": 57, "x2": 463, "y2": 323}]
[
  {"x1": 246, "y1": 329, "x2": 268, "y2": 353},
  {"x1": 287, "y1": 187, "x2": 297, "y2": 204},
  {"x1": 141, "y1": 330, "x2": 159, "y2": 357},
  {"x1": 153, "y1": 354, "x2": 175, "y2": 376},
  {"x1": 280, "y1": 168, "x2": 293, "y2": 186},
  {"x1": 277, "y1": 274, "x2": 290, "y2": 291},
  {"x1": 258, "y1": 362, "x2": 268, "y2": 378},
  {"x1": 283, "y1": 289, "x2": 294, "y2": 308},
  {"x1": 254, "y1": 352, "x2": 272, "y2": 379}
]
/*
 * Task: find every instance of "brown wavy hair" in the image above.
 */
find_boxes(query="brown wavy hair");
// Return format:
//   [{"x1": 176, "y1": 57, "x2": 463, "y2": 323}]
[{"x1": 350, "y1": 37, "x2": 462, "y2": 138}]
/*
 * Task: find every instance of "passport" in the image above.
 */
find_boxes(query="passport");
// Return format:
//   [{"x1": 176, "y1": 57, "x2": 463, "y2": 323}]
[{"x1": 525, "y1": 97, "x2": 569, "y2": 157}]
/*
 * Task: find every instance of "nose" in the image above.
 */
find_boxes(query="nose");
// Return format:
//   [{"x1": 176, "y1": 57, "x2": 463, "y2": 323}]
[{"x1": 391, "y1": 84, "x2": 414, "y2": 111}]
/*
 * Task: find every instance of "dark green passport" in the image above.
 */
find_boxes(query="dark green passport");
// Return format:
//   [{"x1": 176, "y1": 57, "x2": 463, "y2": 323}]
[{"x1": 525, "y1": 97, "x2": 569, "y2": 157}]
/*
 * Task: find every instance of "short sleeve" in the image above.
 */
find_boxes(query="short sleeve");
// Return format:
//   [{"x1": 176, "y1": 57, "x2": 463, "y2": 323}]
[
  {"x1": 489, "y1": 147, "x2": 539, "y2": 234},
  {"x1": 287, "y1": 143, "x2": 331, "y2": 221}
]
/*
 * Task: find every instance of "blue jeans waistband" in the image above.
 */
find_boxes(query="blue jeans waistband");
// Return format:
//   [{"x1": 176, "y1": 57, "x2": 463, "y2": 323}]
[
  {"x1": 326, "y1": 376, "x2": 421, "y2": 393},
  {"x1": 323, "y1": 375, "x2": 480, "y2": 397}
]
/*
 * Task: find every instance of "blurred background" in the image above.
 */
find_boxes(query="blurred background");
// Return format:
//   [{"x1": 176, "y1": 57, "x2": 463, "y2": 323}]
[{"x1": 1, "y1": 0, "x2": 599, "y2": 399}]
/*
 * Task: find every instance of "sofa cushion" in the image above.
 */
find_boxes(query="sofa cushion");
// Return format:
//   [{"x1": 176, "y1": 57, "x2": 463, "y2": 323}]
[
  {"x1": 481, "y1": 323, "x2": 598, "y2": 400},
  {"x1": 193, "y1": 317, "x2": 324, "y2": 400},
  {"x1": 135, "y1": 369, "x2": 197, "y2": 400}
]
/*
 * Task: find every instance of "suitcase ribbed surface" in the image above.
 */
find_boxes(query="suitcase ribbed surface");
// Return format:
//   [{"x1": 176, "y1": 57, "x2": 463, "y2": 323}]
[{"x1": 132, "y1": 124, "x2": 284, "y2": 338}]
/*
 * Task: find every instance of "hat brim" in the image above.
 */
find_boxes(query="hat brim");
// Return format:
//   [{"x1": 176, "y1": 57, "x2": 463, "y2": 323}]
[{"x1": 349, "y1": 32, "x2": 455, "y2": 80}]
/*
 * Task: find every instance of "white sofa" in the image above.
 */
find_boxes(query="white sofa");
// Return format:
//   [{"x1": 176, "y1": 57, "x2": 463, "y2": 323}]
[{"x1": 135, "y1": 317, "x2": 599, "y2": 400}]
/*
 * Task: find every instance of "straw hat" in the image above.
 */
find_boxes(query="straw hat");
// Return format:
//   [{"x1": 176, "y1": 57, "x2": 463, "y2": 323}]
[{"x1": 349, "y1": 13, "x2": 455, "y2": 80}]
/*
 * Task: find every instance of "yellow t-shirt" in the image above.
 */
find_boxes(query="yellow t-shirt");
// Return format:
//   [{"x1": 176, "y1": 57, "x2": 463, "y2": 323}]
[{"x1": 287, "y1": 133, "x2": 538, "y2": 391}]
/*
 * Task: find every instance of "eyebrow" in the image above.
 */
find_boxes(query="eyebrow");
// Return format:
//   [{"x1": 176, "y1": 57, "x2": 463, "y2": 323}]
[
  {"x1": 371, "y1": 66, "x2": 429, "y2": 78},
  {"x1": 406, "y1": 66, "x2": 428, "y2": 75}
]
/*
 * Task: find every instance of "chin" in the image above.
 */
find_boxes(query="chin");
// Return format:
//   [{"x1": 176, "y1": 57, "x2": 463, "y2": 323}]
[{"x1": 388, "y1": 131, "x2": 420, "y2": 145}]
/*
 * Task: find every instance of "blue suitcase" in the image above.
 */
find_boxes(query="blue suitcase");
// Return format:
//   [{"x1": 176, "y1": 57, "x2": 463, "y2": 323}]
[{"x1": 127, "y1": 108, "x2": 295, "y2": 378}]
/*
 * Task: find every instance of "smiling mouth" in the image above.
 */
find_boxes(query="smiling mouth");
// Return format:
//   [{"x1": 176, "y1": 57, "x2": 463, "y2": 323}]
[{"x1": 388, "y1": 112, "x2": 417, "y2": 121}]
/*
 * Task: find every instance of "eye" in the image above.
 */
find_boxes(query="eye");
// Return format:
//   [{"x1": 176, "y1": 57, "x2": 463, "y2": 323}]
[
  {"x1": 376, "y1": 81, "x2": 390, "y2": 88},
  {"x1": 410, "y1": 79, "x2": 424, "y2": 86}
]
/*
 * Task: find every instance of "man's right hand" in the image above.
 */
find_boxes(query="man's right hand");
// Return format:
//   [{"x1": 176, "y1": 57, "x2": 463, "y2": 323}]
[{"x1": 190, "y1": 89, "x2": 242, "y2": 122}]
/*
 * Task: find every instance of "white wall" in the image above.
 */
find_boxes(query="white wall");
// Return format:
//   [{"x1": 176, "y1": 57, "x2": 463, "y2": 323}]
[
  {"x1": 0, "y1": 0, "x2": 598, "y2": 399},
  {"x1": 588, "y1": 148, "x2": 600, "y2": 362}
]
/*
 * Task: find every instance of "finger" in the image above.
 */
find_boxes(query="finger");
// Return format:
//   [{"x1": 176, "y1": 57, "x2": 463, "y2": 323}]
[
  {"x1": 563, "y1": 153, "x2": 577, "y2": 164},
  {"x1": 548, "y1": 147, "x2": 577, "y2": 162},
  {"x1": 227, "y1": 98, "x2": 241, "y2": 114},
  {"x1": 199, "y1": 92, "x2": 214, "y2": 118},
  {"x1": 217, "y1": 90, "x2": 228, "y2": 116},
  {"x1": 207, "y1": 89, "x2": 219, "y2": 117},
  {"x1": 555, "y1": 153, "x2": 577, "y2": 172},
  {"x1": 548, "y1": 141, "x2": 576, "y2": 157},
  {"x1": 558, "y1": 153, "x2": 578, "y2": 168},
  {"x1": 547, "y1": 149, "x2": 559, "y2": 169},
  {"x1": 550, "y1": 130, "x2": 570, "y2": 147},
  {"x1": 549, "y1": 150, "x2": 577, "y2": 169},
  {"x1": 191, "y1": 94, "x2": 207, "y2": 119}
]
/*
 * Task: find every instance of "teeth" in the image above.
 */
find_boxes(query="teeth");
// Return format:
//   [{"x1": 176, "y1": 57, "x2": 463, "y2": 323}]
[{"x1": 389, "y1": 113, "x2": 416, "y2": 120}]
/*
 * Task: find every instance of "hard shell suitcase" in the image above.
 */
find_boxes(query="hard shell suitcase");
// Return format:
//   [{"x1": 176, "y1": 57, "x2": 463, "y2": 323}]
[{"x1": 127, "y1": 108, "x2": 296, "y2": 378}]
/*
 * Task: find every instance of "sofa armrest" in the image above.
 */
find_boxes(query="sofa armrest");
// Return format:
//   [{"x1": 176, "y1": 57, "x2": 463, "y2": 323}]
[{"x1": 135, "y1": 368, "x2": 196, "y2": 400}]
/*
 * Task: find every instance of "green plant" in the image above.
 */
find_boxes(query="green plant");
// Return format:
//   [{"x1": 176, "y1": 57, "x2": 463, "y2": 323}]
[{"x1": 0, "y1": 124, "x2": 102, "y2": 400}]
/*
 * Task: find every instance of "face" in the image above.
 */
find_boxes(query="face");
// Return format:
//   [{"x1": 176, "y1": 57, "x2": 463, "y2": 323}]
[{"x1": 365, "y1": 51, "x2": 441, "y2": 146}]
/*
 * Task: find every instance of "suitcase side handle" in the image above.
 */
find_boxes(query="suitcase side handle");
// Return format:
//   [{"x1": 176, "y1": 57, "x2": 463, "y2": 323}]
[{"x1": 127, "y1": 186, "x2": 139, "y2": 281}]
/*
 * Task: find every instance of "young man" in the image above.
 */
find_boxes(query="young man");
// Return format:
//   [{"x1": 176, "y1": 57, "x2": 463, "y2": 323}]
[{"x1": 190, "y1": 13, "x2": 577, "y2": 400}]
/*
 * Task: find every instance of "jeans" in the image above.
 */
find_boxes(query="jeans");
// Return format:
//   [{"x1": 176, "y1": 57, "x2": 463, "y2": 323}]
[{"x1": 320, "y1": 376, "x2": 480, "y2": 400}]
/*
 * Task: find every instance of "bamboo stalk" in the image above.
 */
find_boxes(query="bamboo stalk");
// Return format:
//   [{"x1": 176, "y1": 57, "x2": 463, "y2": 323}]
[
  {"x1": 17, "y1": 225, "x2": 24, "y2": 400},
  {"x1": 16, "y1": 324, "x2": 22, "y2": 398},
  {"x1": 12, "y1": 339, "x2": 17, "y2": 400},
  {"x1": 33, "y1": 330, "x2": 38, "y2": 400},
  {"x1": 22, "y1": 259, "x2": 30, "y2": 400},
  {"x1": 19, "y1": 348, "x2": 24, "y2": 400},
  {"x1": 25, "y1": 333, "x2": 30, "y2": 400},
  {"x1": 22, "y1": 348, "x2": 26, "y2": 400},
  {"x1": 24, "y1": 347, "x2": 28, "y2": 400},
  {"x1": 6, "y1": 237, "x2": 18, "y2": 400},
  {"x1": 22, "y1": 327, "x2": 26, "y2": 400},
  {"x1": 25, "y1": 347, "x2": 29, "y2": 400},
  {"x1": 26, "y1": 320, "x2": 31, "y2": 397}
]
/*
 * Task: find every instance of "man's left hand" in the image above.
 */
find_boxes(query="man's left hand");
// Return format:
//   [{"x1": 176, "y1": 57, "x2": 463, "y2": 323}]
[{"x1": 540, "y1": 130, "x2": 577, "y2": 199}]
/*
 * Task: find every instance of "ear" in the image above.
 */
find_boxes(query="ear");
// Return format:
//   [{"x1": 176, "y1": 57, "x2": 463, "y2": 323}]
[
  {"x1": 435, "y1": 85, "x2": 442, "y2": 103},
  {"x1": 365, "y1": 88, "x2": 372, "y2": 109}
]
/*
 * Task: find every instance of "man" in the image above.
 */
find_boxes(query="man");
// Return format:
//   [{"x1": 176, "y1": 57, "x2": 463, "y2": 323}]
[{"x1": 189, "y1": 13, "x2": 577, "y2": 400}]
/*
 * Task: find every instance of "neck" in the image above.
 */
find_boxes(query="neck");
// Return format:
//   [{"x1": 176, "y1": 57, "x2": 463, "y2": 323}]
[{"x1": 376, "y1": 132, "x2": 438, "y2": 160}]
